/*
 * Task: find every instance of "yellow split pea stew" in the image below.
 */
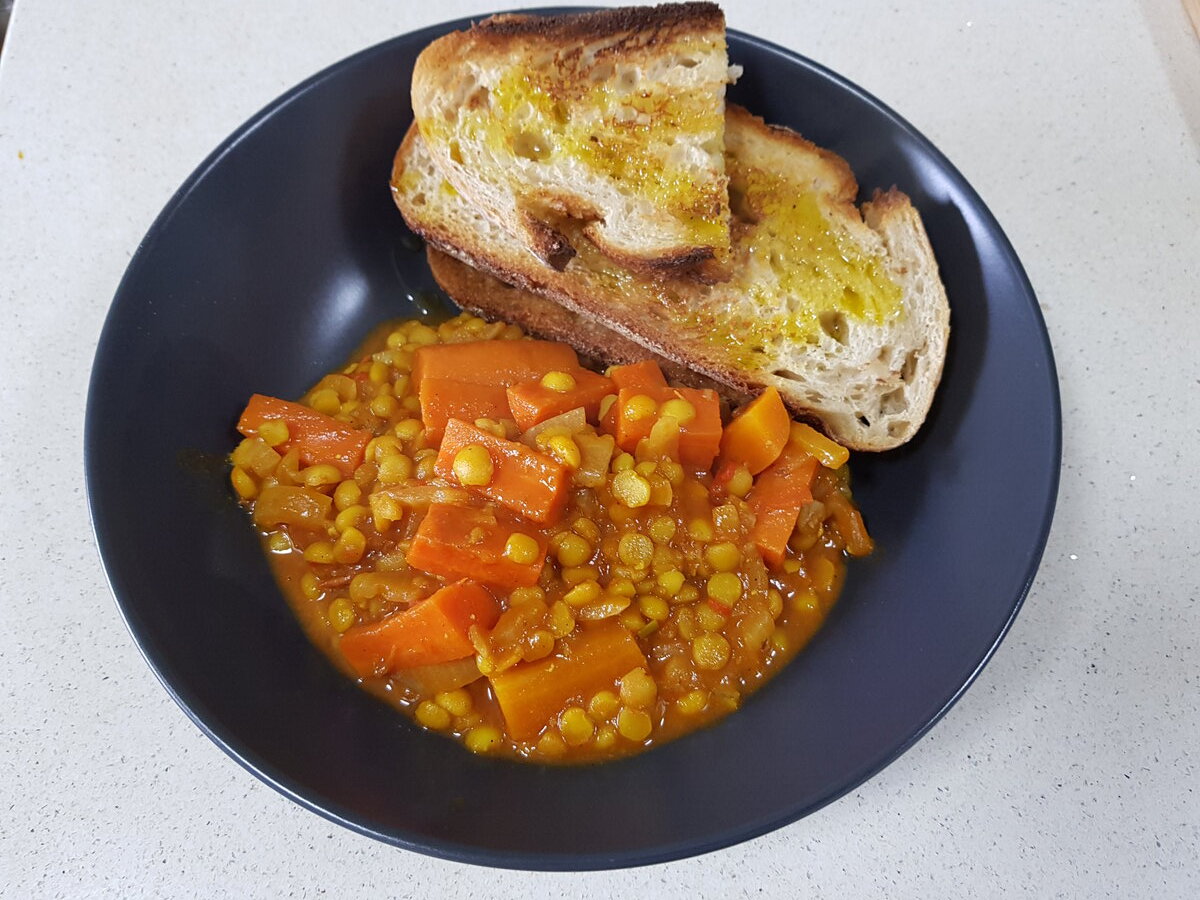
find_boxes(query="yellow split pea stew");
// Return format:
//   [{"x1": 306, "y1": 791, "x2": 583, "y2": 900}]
[{"x1": 229, "y1": 313, "x2": 873, "y2": 763}]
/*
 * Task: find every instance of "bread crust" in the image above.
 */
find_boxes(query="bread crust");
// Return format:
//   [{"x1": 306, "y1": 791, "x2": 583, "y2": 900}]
[
  {"x1": 425, "y1": 246, "x2": 742, "y2": 399},
  {"x1": 456, "y1": 4, "x2": 724, "y2": 50}
]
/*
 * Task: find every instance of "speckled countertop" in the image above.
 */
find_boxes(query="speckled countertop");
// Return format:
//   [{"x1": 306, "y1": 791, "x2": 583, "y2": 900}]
[{"x1": 2, "y1": 1, "x2": 1197, "y2": 895}]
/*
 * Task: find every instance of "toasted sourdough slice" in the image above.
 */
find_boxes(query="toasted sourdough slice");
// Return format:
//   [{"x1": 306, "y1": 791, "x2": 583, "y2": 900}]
[
  {"x1": 425, "y1": 246, "x2": 743, "y2": 403},
  {"x1": 392, "y1": 105, "x2": 950, "y2": 451},
  {"x1": 410, "y1": 3, "x2": 733, "y2": 276}
]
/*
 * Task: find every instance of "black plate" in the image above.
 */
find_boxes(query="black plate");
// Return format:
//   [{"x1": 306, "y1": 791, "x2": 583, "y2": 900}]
[{"x1": 86, "y1": 11, "x2": 1060, "y2": 870}]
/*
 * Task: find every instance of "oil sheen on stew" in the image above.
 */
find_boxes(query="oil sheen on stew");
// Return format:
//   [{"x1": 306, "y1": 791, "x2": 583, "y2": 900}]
[{"x1": 229, "y1": 313, "x2": 873, "y2": 763}]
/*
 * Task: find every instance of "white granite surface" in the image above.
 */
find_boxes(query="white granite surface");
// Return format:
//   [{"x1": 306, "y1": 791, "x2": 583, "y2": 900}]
[{"x1": 1, "y1": 0, "x2": 1197, "y2": 895}]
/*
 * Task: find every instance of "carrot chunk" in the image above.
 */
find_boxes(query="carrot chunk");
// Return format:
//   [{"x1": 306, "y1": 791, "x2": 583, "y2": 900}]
[
  {"x1": 719, "y1": 387, "x2": 792, "y2": 475},
  {"x1": 506, "y1": 368, "x2": 616, "y2": 432},
  {"x1": 412, "y1": 340, "x2": 578, "y2": 389},
  {"x1": 748, "y1": 443, "x2": 820, "y2": 566},
  {"x1": 607, "y1": 360, "x2": 667, "y2": 393},
  {"x1": 598, "y1": 362, "x2": 665, "y2": 434},
  {"x1": 608, "y1": 386, "x2": 723, "y2": 469},
  {"x1": 338, "y1": 579, "x2": 500, "y2": 677},
  {"x1": 406, "y1": 504, "x2": 548, "y2": 589},
  {"x1": 672, "y1": 389, "x2": 723, "y2": 469},
  {"x1": 435, "y1": 419, "x2": 569, "y2": 524},
  {"x1": 418, "y1": 378, "x2": 511, "y2": 443},
  {"x1": 236, "y1": 393, "x2": 370, "y2": 476},
  {"x1": 489, "y1": 621, "x2": 648, "y2": 741}
]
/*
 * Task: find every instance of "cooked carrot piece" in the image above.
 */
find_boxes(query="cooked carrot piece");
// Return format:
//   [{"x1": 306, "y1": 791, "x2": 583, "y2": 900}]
[
  {"x1": 418, "y1": 378, "x2": 511, "y2": 443},
  {"x1": 609, "y1": 391, "x2": 654, "y2": 449},
  {"x1": 672, "y1": 389, "x2": 722, "y2": 469},
  {"x1": 607, "y1": 360, "x2": 667, "y2": 393},
  {"x1": 338, "y1": 579, "x2": 500, "y2": 677},
  {"x1": 489, "y1": 621, "x2": 648, "y2": 741},
  {"x1": 435, "y1": 419, "x2": 569, "y2": 524},
  {"x1": 748, "y1": 444, "x2": 820, "y2": 566},
  {"x1": 506, "y1": 368, "x2": 616, "y2": 432},
  {"x1": 406, "y1": 503, "x2": 548, "y2": 589},
  {"x1": 608, "y1": 386, "x2": 723, "y2": 469},
  {"x1": 719, "y1": 387, "x2": 791, "y2": 475},
  {"x1": 597, "y1": 362, "x2": 665, "y2": 434},
  {"x1": 236, "y1": 394, "x2": 370, "y2": 476},
  {"x1": 412, "y1": 340, "x2": 578, "y2": 389}
]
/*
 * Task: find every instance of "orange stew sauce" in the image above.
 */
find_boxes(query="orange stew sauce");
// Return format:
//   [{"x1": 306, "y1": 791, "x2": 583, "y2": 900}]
[{"x1": 229, "y1": 314, "x2": 873, "y2": 763}]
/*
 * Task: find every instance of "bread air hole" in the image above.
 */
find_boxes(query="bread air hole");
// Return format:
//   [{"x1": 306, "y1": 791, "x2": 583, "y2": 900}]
[
  {"x1": 880, "y1": 387, "x2": 907, "y2": 416},
  {"x1": 819, "y1": 311, "x2": 848, "y2": 344},
  {"x1": 771, "y1": 368, "x2": 805, "y2": 383},
  {"x1": 887, "y1": 420, "x2": 910, "y2": 438},
  {"x1": 466, "y1": 85, "x2": 489, "y2": 111},
  {"x1": 511, "y1": 130, "x2": 552, "y2": 161},
  {"x1": 679, "y1": 57, "x2": 700, "y2": 68},
  {"x1": 901, "y1": 349, "x2": 920, "y2": 383},
  {"x1": 728, "y1": 184, "x2": 754, "y2": 223}
]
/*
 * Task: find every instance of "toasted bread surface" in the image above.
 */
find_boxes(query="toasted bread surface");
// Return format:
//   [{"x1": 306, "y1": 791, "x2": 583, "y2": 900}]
[
  {"x1": 392, "y1": 106, "x2": 950, "y2": 451},
  {"x1": 411, "y1": 3, "x2": 733, "y2": 276}
]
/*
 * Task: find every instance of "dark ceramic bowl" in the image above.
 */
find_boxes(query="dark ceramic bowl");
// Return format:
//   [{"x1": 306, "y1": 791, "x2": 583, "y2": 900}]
[{"x1": 86, "y1": 11, "x2": 1060, "y2": 870}]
